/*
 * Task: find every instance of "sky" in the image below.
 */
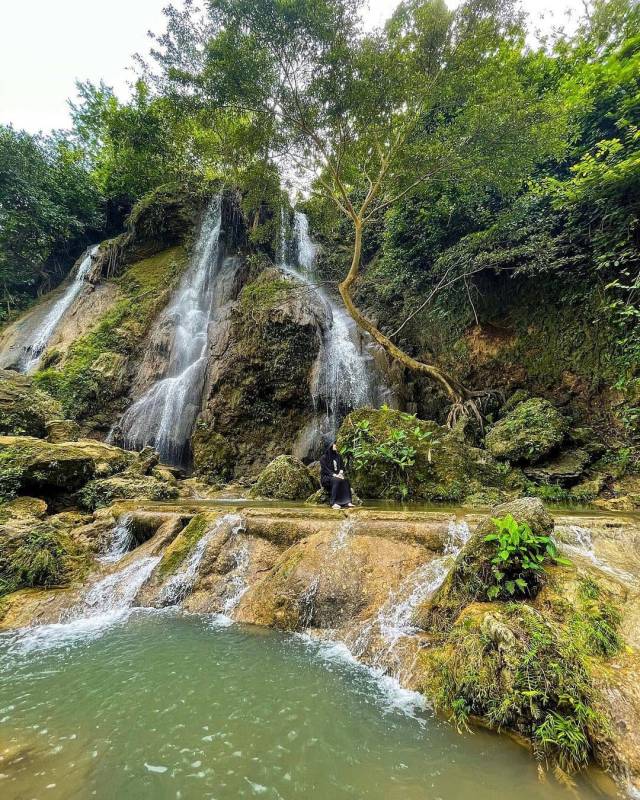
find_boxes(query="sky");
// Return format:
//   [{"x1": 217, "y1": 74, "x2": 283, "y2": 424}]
[{"x1": 0, "y1": 0, "x2": 582, "y2": 134}]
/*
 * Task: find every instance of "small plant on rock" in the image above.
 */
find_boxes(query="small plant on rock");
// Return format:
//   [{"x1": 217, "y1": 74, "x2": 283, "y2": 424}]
[{"x1": 483, "y1": 513, "x2": 569, "y2": 600}]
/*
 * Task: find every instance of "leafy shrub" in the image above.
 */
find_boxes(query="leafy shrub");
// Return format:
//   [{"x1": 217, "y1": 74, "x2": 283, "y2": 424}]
[
  {"x1": 483, "y1": 513, "x2": 569, "y2": 599},
  {"x1": 340, "y1": 412, "x2": 438, "y2": 499}
]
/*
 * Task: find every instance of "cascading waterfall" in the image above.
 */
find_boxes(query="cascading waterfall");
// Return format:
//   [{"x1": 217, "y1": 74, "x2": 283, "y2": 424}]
[
  {"x1": 99, "y1": 515, "x2": 135, "y2": 564},
  {"x1": 113, "y1": 198, "x2": 224, "y2": 466},
  {"x1": 348, "y1": 519, "x2": 470, "y2": 676},
  {"x1": 20, "y1": 245, "x2": 98, "y2": 373},
  {"x1": 160, "y1": 513, "x2": 245, "y2": 606},
  {"x1": 279, "y1": 209, "x2": 380, "y2": 449},
  {"x1": 4, "y1": 554, "x2": 160, "y2": 656}
]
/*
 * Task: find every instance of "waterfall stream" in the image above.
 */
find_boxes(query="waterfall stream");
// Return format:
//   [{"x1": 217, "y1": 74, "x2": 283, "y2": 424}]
[
  {"x1": 278, "y1": 209, "x2": 384, "y2": 453},
  {"x1": 112, "y1": 197, "x2": 226, "y2": 466},
  {"x1": 20, "y1": 245, "x2": 98, "y2": 373},
  {"x1": 99, "y1": 515, "x2": 135, "y2": 564}
]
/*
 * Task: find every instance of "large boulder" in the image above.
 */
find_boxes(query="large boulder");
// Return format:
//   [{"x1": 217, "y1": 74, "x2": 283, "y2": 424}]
[
  {"x1": 0, "y1": 435, "x2": 137, "y2": 500},
  {"x1": 195, "y1": 266, "x2": 327, "y2": 477},
  {"x1": 415, "y1": 497, "x2": 554, "y2": 629},
  {"x1": 485, "y1": 398, "x2": 567, "y2": 464},
  {"x1": 250, "y1": 455, "x2": 317, "y2": 501},
  {"x1": 77, "y1": 473, "x2": 179, "y2": 511},
  {"x1": 0, "y1": 370, "x2": 63, "y2": 438},
  {"x1": 336, "y1": 407, "x2": 504, "y2": 501}
]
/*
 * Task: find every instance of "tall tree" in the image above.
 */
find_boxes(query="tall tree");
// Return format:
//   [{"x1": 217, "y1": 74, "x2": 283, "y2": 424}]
[{"x1": 145, "y1": 0, "x2": 567, "y2": 415}]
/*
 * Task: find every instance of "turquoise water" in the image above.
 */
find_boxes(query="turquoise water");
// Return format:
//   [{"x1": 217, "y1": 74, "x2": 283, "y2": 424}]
[{"x1": 0, "y1": 612, "x2": 615, "y2": 799}]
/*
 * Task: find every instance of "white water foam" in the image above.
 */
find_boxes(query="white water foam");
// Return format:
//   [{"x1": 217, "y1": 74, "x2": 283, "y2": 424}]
[
  {"x1": 555, "y1": 523, "x2": 638, "y2": 585},
  {"x1": 99, "y1": 515, "x2": 135, "y2": 564},
  {"x1": 21, "y1": 245, "x2": 98, "y2": 372},
  {"x1": 1, "y1": 555, "x2": 160, "y2": 658},
  {"x1": 160, "y1": 513, "x2": 245, "y2": 606}
]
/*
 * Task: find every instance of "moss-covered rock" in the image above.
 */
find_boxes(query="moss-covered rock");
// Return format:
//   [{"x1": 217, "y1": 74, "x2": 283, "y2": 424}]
[
  {"x1": 0, "y1": 370, "x2": 63, "y2": 437},
  {"x1": 0, "y1": 435, "x2": 137, "y2": 501},
  {"x1": 197, "y1": 265, "x2": 324, "y2": 476},
  {"x1": 419, "y1": 599, "x2": 615, "y2": 772},
  {"x1": 191, "y1": 427, "x2": 237, "y2": 485},
  {"x1": 336, "y1": 407, "x2": 505, "y2": 501},
  {"x1": 156, "y1": 513, "x2": 210, "y2": 580},
  {"x1": 523, "y1": 448, "x2": 590, "y2": 486},
  {"x1": 45, "y1": 419, "x2": 81, "y2": 443},
  {"x1": 484, "y1": 398, "x2": 567, "y2": 464},
  {"x1": 77, "y1": 474, "x2": 179, "y2": 511},
  {"x1": 250, "y1": 455, "x2": 317, "y2": 501},
  {"x1": 416, "y1": 497, "x2": 554, "y2": 630}
]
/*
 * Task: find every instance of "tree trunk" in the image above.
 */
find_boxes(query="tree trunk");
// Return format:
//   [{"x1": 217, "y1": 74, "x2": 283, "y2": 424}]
[{"x1": 338, "y1": 220, "x2": 469, "y2": 404}]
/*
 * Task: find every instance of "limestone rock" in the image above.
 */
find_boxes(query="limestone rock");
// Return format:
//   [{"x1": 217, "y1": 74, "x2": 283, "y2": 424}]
[
  {"x1": 484, "y1": 398, "x2": 567, "y2": 463},
  {"x1": 336, "y1": 407, "x2": 505, "y2": 502},
  {"x1": 45, "y1": 418, "x2": 81, "y2": 443},
  {"x1": 0, "y1": 370, "x2": 63, "y2": 438},
  {"x1": 191, "y1": 428, "x2": 237, "y2": 485},
  {"x1": 77, "y1": 473, "x2": 179, "y2": 511},
  {"x1": 523, "y1": 448, "x2": 590, "y2": 486},
  {"x1": 0, "y1": 435, "x2": 137, "y2": 500},
  {"x1": 250, "y1": 455, "x2": 317, "y2": 501}
]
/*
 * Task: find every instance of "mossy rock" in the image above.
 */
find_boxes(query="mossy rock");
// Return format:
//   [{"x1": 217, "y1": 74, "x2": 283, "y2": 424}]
[
  {"x1": 191, "y1": 427, "x2": 237, "y2": 485},
  {"x1": 250, "y1": 455, "x2": 317, "y2": 501},
  {"x1": 484, "y1": 398, "x2": 567, "y2": 464},
  {"x1": 45, "y1": 419, "x2": 81, "y2": 443},
  {"x1": 523, "y1": 448, "x2": 590, "y2": 486},
  {"x1": 156, "y1": 513, "x2": 210, "y2": 580},
  {"x1": 0, "y1": 436, "x2": 136, "y2": 500},
  {"x1": 416, "y1": 497, "x2": 554, "y2": 631},
  {"x1": 0, "y1": 370, "x2": 63, "y2": 438},
  {"x1": 419, "y1": 599, "x2": 614, "y2": 772},
  {"x1": 336, "y1": 407, "x2": 505, "y2": 502},
  {"x1": 77, "y1": 474, "x2": 179, "y2": 511}
]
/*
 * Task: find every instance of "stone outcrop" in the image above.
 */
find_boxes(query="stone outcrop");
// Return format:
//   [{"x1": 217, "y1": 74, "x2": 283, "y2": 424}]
[
  {"x1": 0, "y1": 370, "x2": 64, "y2": 437},
  {"x1": 194, "y1": 267, "x2": 327, "y2": 478},
  {"x1": 249, "y1": 455, "x2": 317, "y2": 501},
  {"x1": 336, "y1": 406, "x2": 505, "y2": 502},
  {"x1": 485, "y1": 397, "x2": 568, "y2": 463}
]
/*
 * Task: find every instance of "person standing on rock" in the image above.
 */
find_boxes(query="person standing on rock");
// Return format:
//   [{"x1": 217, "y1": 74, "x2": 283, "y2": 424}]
[{"x1": 320, "y1": 442, "x2": 355, "y2": 509}]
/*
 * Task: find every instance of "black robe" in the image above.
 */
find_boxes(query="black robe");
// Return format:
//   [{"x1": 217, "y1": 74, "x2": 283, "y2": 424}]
[{"x1": 319, "y1": 448, "x2": 353, "y2": 506}]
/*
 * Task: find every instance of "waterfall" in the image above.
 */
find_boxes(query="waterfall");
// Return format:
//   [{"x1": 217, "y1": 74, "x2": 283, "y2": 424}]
[
  {"x1": 99, "y1": 515, "x2": 135, "y2": 564},
  {"x1": 113, "y1": 198, "x2": 224, "y2": 466},
  {"x1": 3, "y1": 554, "x2": 160, "y2": 656},
  {"x1": 279, "y1": 209, "x2": 381, "y2": 450},
  {"x1": 20, "y1": 245, "x2": 98, "y2": 373},
  {"x1": 160, "y1": 513, "x2": 245, "y2": 606},
  {"x1": 348, "y1": 519, "x2": 470, "y2": 676}
]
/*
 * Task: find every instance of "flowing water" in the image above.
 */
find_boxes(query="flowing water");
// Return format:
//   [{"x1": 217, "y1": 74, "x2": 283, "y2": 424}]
[
  {"x1": 113, "y1": 197, "x2": 225, "y2": 466},
  {"x1": 99, "y1": 514, "x2": 135, "y2": 564},
  {"x1": 20, "y1": 245, "x2": 98, "y2": 373},
  {"x1": 278, "y1": 210, "x2": 382, "y2": 452},
  {"x1": 160, "y1": 513, "x2": 244, "y2": 607},
  {"x1": 0, "y1": 613, "x2": 613, "y2": 800}
]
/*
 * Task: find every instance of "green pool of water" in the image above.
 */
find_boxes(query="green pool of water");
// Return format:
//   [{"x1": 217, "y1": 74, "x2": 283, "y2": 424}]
[{"x1": 0, "y1": 613, "x2": 615, "y2": 799}]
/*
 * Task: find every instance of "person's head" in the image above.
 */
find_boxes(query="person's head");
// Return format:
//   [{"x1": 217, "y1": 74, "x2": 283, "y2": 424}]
[{"x1": 331, "y1": 441, "x2": 338, "y2": 452}]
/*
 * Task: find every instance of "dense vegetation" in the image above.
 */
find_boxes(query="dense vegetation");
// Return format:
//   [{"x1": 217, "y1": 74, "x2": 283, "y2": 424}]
[{"x1": 0, "y1": 0, "x2": 637, "y2": 448}]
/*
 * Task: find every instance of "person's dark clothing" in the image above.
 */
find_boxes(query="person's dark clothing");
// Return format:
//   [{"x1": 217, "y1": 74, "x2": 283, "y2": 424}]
[{"x1": 320, "y1": 447, "x2": 353, "y2": 506}]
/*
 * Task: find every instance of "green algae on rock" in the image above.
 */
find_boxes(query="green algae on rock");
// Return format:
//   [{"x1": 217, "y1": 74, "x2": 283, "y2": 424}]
[
  {"x1": 250, "y1": 455, "x2": 317, "y2": 501},
  {"x1": 0, "y1": 370, "x2": 63, "y2": 438},
  {"x1": 337, "y1": 406, "x2": 505, "y2": 502},
  {"x1": 77, "y1": 473, "x2": 179, "y2": 511},
  {"x1": 484, "y1": 398, "x2": 567, "y2": 464}
]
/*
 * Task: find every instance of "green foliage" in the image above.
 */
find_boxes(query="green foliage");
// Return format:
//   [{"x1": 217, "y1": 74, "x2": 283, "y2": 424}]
[
  {"x1": 430, "y1": 603, "x2": 609, "y2": 772},
  {"x1": 340, "y1": 413, "x2": 437, "y2": 499},
  {"x1": 483, "y1": 514, "x2": 569, "y2": 599},
  {"x1": 0, "y1": 526, "x2": 91, "y2": 596},
  {"x1": 0, "y1": 126, "x2": 103, "y2": 317}
]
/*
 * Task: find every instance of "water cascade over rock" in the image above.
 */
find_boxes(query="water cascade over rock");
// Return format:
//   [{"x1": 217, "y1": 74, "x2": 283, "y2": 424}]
[
  {"x1": 278, "y1": 210, "x2": 386, "y2": 453},
  {"x1": 111, "y1": 197, "x2": 231, "y2": 466},
  {"x1": 20, "y1": 245, "x2": 99, "y2": 373}
]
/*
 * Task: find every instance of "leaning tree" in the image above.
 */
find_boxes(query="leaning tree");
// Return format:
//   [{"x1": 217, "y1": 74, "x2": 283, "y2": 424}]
[{"x1": 145, "y1": 0, "x2": 566, "y2": 419}]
